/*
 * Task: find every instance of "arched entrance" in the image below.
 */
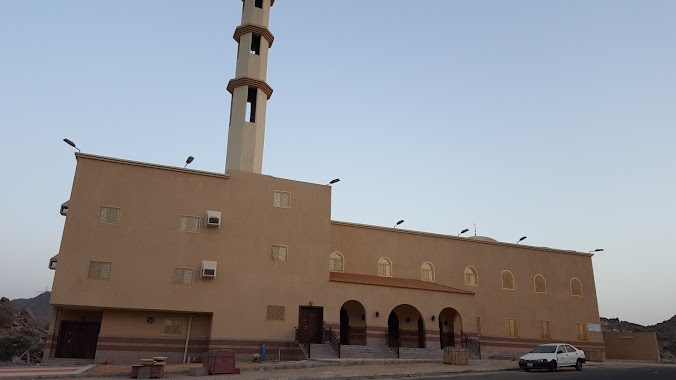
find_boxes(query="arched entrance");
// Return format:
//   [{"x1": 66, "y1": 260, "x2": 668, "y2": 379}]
[
  {"x1": 389, "y1": 304, "x2": 425, "y2": 348},
  {"x1": 339, "y1": 300, "x2": 367, "y2": 345},
  {"x1": 438, "y1": 307, "x2": 462, "y2": 348}
]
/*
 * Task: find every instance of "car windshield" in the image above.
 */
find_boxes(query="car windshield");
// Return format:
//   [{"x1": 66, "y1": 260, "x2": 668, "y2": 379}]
[{"x1": 531, "y1": 345, "x2": 557, "y2": 353}]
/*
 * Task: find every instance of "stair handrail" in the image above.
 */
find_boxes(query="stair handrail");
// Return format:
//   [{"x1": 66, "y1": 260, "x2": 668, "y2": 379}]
[
  {"x1": 295, "y1": 327, "x2": 312, "y2": 358},
  {"x1": 463, "y1": 335, "x2": 481, "y2": 359},
  {"x1": 328, "y1": 327, "x2": 341, "y2": 358},
  {"x1": 385, "y1": 329, "x2": 400, "y2": 358}
]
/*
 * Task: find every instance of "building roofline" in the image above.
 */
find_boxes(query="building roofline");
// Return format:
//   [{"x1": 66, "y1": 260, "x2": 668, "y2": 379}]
[
  {"x1": 330, "y1": 220, "x2": 592, "y2": 257},
  {"x1": 74, "y1": 153, "x2": 230, "y2": 180}
]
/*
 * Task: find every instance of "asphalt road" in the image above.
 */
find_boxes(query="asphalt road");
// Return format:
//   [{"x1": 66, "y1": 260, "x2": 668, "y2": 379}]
[{"x1": 417, "y1": 366, "x2": 676, "y2": 380}]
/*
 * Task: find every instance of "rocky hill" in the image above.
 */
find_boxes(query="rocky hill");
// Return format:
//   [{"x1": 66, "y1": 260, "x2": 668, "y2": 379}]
[
  {"x1": 0, "y1": 297, "x2": 47, "y2": 362},
  {"x1": 8, "y1": 292, "x2": 52, "y2": 327},
  {"x1": 602, "y1": 315, "x2": 676, "y2": 363}
]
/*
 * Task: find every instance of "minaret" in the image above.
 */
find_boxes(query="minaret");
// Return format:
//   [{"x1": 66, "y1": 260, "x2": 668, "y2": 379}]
[{"x1": 225, "y1": 0, "x2": 275, "y2": 174}]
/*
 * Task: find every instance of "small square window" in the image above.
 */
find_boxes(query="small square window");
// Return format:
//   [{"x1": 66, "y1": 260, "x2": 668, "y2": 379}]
[
  {"x1": 180, "y1": 215, "x2": 200, "y2": 233},
  {"x1": 164, "y1": 318, "x2": 184, "y2": 335},
  {"x1": 266, "y1": 305, "x2": 285, "y2": 321},
  {"x1": 273, "y1": 191, "x2": 291, "y2": 208},
  {"x1": 98, "y1": 206, "x2": 121, "y2": 224},
  {"x1": 271, "y1": 245, "x2": 287, "y2": 262},
  {"x1": 88, "y1": 261, "x2": 112, "y2": 279},
  {"x1": 173, "y1": 268, "x2": 194, "y2": 285}
]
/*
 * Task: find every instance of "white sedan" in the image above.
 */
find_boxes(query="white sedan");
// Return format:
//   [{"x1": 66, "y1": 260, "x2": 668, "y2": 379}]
[{"x1": 518, "y1": 343, "x2": 586, "y2": 372}]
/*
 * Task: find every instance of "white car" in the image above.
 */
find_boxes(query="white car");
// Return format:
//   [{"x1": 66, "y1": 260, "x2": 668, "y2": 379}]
[{"x1": 518, "y1": 343, "x2": 586, "y2": 372}]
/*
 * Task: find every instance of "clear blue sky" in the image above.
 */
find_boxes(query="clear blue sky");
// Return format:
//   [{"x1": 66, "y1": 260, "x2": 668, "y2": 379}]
[{"x1": 1, "y1": 1, "x2": 674, "y2": 325}]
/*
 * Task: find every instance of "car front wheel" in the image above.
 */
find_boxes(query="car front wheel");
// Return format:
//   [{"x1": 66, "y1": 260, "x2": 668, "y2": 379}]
[
  {"x1": 575, "y1": 359, "x2": 583, "y2": 371},
  {"x1": 549, "y1": 360, "x2": 557, "y2": 372}
]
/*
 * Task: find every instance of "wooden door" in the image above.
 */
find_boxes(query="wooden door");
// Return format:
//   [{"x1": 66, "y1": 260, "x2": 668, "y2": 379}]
[
  {"x1": 298, "y1": 306, "x2": 324, "y2": 344},
  {"x1": 55, "y1": 322, "x2": 100, "y2": 359}
]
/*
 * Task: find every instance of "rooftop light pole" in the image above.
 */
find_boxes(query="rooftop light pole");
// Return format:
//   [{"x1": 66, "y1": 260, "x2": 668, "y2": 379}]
[
  {"x1": 394, "y1": 220, "x2": 405, "y2": 228},
  {"x1": 328, "y1": 178, "x2": 340, "y2": 185},
  {"x1": 517, "y1": 236, "x2": 527, "y2": 244},
  {"x1": 63, "y1": 138, "x2": 80, "y2": 152},
  {"x1": 184, "y1": 156, "x2": 194, "y2": 168},
  {"x1": 458, "y1": 228, "x2": 469, "y2": 236},
  {"x1": 589, "y1": 248, "x2": 604, "y2": 253}
]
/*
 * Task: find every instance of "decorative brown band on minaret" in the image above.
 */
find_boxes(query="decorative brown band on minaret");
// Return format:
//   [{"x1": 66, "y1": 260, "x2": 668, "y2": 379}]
[
  {"x1": 234, "y1": 24, "x2": 275, "y2": 47},
  {"x1": 227, "y1": 77, "x2": 273, "y2": 100},
  {"x1": 241, "y1": 0, "x2": 275, "y2": 6}
]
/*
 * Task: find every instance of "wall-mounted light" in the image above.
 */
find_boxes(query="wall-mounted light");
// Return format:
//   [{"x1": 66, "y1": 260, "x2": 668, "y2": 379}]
[
  {"x1": 63, "y1": 138, "x2": 81, "y2": 152},
  {"x1": 406, "y1": 317, "x2": 410, "y2": 323},
  {"x1": 361, "y1": 314, "x2": 365, "y2": 321},
  {"x1": 375, "y1": 311, "x2": 380, "y2": 317},
  {"x1": 309, "y1": 301, "x2": 313, "y2": 306},
  {"x1": 431, "y1": 315, "x2": 436, "y2": 321},
  {"x1": 444, "y1": 320, "x2": 448, "y2": 326}
]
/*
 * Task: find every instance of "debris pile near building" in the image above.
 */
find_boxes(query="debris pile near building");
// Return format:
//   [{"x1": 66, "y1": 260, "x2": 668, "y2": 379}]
[
  {"x1": 0, "y1": 297, "x2": 47, "y2": 364},
  {"x1": 601, "y1": 315, "x2": 676, "y2": 363}
]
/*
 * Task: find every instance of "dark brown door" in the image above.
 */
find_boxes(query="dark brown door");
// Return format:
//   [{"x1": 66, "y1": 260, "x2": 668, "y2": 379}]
[
  {"x1": 418, "y1": 317, "x2": 425, "y2": 348},
  {"x1": 339, "y1": 307, "x2": 350, "y2": 345},
  {"x1": 298, "y1": 306, "x2": 323, "y2": 344},
  {"x1": 55, "y1": 322, "x2": 100, "y2": 359}
]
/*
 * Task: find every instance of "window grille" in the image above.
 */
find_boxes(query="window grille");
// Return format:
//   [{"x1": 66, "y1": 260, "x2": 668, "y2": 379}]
[
  {"x1": 273, "y1": 191, "x2": 291, "y2": 208},
  {"x1": 98, "y1": 206, "x2": 121, "y2": 224},
  {"x1": 271, "y1": 245, "x2": 288, "y2": 262},
  {"x1": 539, "y1": 320, "x2": 552, "y2": 339},
  {"x1": 501, "y1": 270, "x2": 515, "y2": 290},
  {"x1": 164, "y1": 318, "x2": 184, "y2": 335},
  {"x1": 421, "y1": 262, "x2": 435, "y2": 282},
  {"x1": 505, "y1": 318, "x2": 519, "y2": 338},
  {"x1": 464, "y1": 267, "x2": 478, "y2": 286},
  {"x1": 180, "y1": 215, "x2": 200, "y2": 233},
  {"x1": 534, "y1": 274, "x2": 547, "y2": 293},
  {"x1": 377, "y1": 257, "x2": 392, "y2": 277},
  {"x1": 329, "y1": 252, "x2": 344, "y2": 272},
  {"x1": 266, "y1": 305, "x2": 285, "y2": 321},
  {"x1": 173, "y1": 268, "x2": 194, "y2": 285},
  {"x1": 576, "y1": 323, "x2": 588, "y2": 341},
  {"x1": 571, "y1": 278, "x2": 583, "y2": 297},
  {"x1": 88, "y1": 261, "x2": 112, "y2": 279}
]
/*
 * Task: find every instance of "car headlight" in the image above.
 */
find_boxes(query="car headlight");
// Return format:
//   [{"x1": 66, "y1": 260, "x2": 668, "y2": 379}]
[{"x1": 538, "y1": 359, "x2": 548, "y2": 362}]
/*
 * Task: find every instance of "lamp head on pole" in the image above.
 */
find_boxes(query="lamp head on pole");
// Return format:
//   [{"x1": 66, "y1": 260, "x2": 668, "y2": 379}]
[
  {"x1": 458, "y1": 228, "x2": 469, "y2": 236},
  {"x1": 63, "y1": 138, "x2": 80, "y2": 152},
  {"x1": 328, "y1": 178, "x2": 340, "y2": 185},
  {"x1": 184, "y1": 156, "x2": 194, "y2": 168},
  {"x1": 517, "y1": 236, "x2": 527, "y2": 244},
  {"x1": 589, "y1": 248, "x2": 604, "y2": 253},
  {"x1": 394, "y1": 220, "x2": 404, "y2": 228}
]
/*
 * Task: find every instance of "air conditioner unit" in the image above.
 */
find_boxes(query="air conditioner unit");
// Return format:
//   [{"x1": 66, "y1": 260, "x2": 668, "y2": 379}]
[
  {"x1": 205, "y1": 210, "x2": 221, "y2": 228},
  {"x1": 201, "y1": 261, "x2": 217, "y2": 278}
]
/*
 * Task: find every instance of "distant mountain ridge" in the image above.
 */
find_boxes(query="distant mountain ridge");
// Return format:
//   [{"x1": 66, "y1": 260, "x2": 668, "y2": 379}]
[{"x1": 8, "y1": 291, "x2": 52, "y2": 327}]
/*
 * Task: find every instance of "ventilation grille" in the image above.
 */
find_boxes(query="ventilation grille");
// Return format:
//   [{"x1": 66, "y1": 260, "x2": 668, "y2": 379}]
[
  {"x1": 180, "y1": 215, "x2": 200, "y2": 233},
  {"x1": 271, "y1": 245, "x2": 287, "y2": 262},
  {"x1": 173, "y1": 268, "x2": 194, "y2": 285},
  {"x1": 88, "y1": 261, "x2": 112, "y2": 279},
  {"x1": 98, "y1": 206, "x2": 121, "y2": 224},
  {"x1": 273, "y1": 191, "x2": 291, "y2": 208},
  {"x1": 164, "y1": 318, "x2": 184, "y2": 335},
  {"x1": 266, "y1": 305, "x2": 285, "y2": 321}
]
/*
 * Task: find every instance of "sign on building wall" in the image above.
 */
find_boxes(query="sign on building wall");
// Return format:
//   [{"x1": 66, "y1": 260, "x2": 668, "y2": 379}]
[{"x1": 587, "y1": 323, "x2": 602, "y2": 332}]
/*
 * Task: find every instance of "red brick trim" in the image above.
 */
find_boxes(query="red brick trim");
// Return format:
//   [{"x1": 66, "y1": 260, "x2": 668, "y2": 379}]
[
  {"x1": 227, "y1": 77, "x2": 273, "y2": 99},
  {"x1": 233, "y1": 24, "x2": 275, "y2": 47}
]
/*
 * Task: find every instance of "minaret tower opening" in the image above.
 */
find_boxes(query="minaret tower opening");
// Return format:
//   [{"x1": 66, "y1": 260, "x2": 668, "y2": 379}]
[{"x1": 225, "y1": 0, "x2": 275, "y2": 174}]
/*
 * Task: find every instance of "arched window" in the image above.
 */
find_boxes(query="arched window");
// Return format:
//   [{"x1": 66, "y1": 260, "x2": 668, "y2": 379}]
[
  {"x1": 501, "y1": 270, "x2": 515, "y2": 290},
  {"x1": 378, "y1": 257, "x2": 392, "y2": 277},
  {"x1": 329, "y1": 252, "x2": 344, "y2": 272},
  {"x1": 534, "y1": 274, "x2": 547, "y2": 293},
  {"x1": 421, "y1": 262, "x2": 435, "y2": 282},
  {"x1": 464, "y1": 267, "x2": 478, "y2": 286},
  {"x1": 570, "y1": 278, "x2": 583, "y2": 297}
]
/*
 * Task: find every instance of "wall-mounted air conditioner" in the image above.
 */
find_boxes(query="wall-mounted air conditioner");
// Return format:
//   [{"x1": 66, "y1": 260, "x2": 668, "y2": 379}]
[
  {"x1": 205, "y1": 210, "x2": 221, "y2": 228},
  {"x1": 201, "y1": 261, "x2": 217, "y2": 278}
]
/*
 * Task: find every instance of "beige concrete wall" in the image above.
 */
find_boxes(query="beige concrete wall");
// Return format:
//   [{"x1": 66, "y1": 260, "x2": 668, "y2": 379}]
[
  {"x1": 51, "y1": 155, "x2": 332, "y2": 343},
  {"x1": 330, "y1": 222, "x2": 604, "y2": 354},
  {"x1": 603, "y1": 332, "x2": 660, "y2": 362}
]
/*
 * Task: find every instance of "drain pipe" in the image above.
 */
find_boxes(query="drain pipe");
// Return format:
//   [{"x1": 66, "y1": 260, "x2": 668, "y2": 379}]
[{"x1": 183, "y1": 314, "x2": 193, "y2": 363}]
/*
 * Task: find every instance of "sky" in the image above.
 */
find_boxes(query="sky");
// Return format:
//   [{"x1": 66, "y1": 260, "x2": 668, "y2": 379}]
[{"x1": 0, "y1": 1, "x2": 674, "y2": 326}]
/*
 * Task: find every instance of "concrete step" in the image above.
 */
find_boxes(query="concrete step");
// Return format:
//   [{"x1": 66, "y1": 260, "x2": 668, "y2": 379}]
[
  {"x1": 399, "y1": 347, "x2": 443, "y2": 360},
  {"x1": 310, "y1": 344, "x2": 339, "y2": 359},
  {"x1": 340, "y1": 345, "x2": 397, "y2": 359},
  {"x1": 41, "y1": 358, "x2": 95, "y2": 366}
]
